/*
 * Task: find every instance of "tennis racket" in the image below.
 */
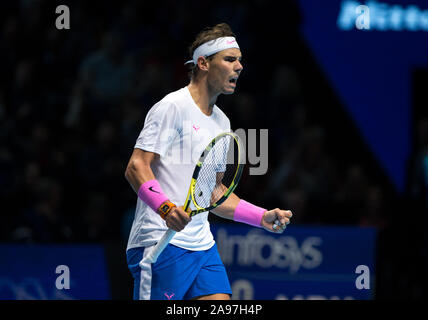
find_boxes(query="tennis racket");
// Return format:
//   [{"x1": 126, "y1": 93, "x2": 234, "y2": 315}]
[{"x1": 146, "y1": 131, "x2": 244, "y2": 263}]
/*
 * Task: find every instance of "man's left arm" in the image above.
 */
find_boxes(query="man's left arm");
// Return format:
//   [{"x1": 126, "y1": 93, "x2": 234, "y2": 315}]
[{"x1": 211, "y1": 192, "x2": 292, "y2": 233}]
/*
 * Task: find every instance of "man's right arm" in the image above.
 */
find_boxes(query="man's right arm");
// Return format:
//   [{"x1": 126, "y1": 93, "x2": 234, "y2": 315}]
[
  {"x1": 125, "y1": 148, "x2": 157, "y2": 193},
  {"x1": 124, "y1": 149, "x2": 191, "y2": 231}
]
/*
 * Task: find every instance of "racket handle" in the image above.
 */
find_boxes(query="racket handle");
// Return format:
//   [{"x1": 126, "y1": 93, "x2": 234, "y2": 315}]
[{"x1": 146, "y1": 229, "x2": 177, "y2": 263}]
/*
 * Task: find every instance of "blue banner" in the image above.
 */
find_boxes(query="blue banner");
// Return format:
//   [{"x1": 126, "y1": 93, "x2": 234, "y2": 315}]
[
  {"x1": 211, "y1": 224, "x2": 377, "y2": 300},
  {"x1": 297, "y1": 0, "x2": 428, "y2": 193},
  {"x1": 0, "y1": 244, "x2": 110, "y2": 300}
]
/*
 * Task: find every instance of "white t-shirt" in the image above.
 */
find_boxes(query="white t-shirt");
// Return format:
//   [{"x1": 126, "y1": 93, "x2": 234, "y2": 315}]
[{"x1": 127, "y1": 86, "x2": 231, "y2": 251}]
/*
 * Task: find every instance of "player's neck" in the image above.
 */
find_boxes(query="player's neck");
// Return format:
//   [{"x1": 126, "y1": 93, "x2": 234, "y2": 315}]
[{"x1": 187, "y1": 81, "x2": 219, "y2": 116}]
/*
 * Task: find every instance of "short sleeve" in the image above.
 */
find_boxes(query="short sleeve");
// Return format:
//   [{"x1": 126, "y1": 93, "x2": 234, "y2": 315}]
[{"x1": 134, "y1": 101, "x2": 181, "y2": 157}]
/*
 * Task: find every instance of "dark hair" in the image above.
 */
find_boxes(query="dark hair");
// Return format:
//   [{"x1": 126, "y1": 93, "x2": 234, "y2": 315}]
[{"x1": 187, "y1": 23, "x2": 236, "y2": 80}]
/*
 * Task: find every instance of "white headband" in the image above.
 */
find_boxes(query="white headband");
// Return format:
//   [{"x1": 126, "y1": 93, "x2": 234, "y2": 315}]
[{"x1": 185, "y1": 36, "x2": 240, "y2": 65}]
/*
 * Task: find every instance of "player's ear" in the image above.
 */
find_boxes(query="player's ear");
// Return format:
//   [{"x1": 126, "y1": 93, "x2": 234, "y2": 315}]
[{"x1": 197, "y1": 56, "x2": 209, "y2": 72}]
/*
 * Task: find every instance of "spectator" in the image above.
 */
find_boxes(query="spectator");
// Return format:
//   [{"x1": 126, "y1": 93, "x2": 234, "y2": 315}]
[
  {"x1": 0, "y1": 0, "x2": 399, "y2": 246},
  {"x1": 12, "y1": 177, "x2": 73, "y2": 243},
  {"x1": 358, "y1": 185, "x2": 388, "y2": 229},
  {"x1": 78, "y1": 30, "x2": 136, "y2": 112}
]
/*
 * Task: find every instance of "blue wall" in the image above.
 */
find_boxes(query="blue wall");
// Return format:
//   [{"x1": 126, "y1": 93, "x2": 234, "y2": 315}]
[
  {"x1": 0, "y1": 225, "x2": 377, "y2": 300},
  {"x1": 297, "y1": 0, "x2": 428, "y2": 193},
  {"x1": 213, "y1": 224, "x2": 377, "y2": 300},
  {"x1": 0, "y1": 244, "x2": 110, "y2": 299}
]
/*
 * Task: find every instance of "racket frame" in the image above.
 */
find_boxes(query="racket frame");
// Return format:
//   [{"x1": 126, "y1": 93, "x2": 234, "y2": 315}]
[
  {"x1": 146, "y1": 132, "x2": 244, "y2": 263},
  {"x1": 184, "y1": 132, "x2": 244, "y2": 216}
]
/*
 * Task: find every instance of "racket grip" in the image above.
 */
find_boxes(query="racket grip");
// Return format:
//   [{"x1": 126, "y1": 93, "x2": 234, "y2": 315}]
[{"x1": 146, "y1": 229, "x2": 177, "y2": 263}]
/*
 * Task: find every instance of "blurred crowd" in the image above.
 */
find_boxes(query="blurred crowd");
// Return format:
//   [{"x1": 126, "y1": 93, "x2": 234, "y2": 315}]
[
  {"x1": 1, "y1": 0, "x2": 428, "y2": 299},
  {"x1": 0, "y1": 0, "x2": 426, "y2": 259},
  {"x1": 0, "y1": 0, "x2": 399, "y2": 243}
]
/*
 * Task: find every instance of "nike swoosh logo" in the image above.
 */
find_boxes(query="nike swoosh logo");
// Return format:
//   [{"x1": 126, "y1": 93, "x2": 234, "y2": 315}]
[
  {"x1": 148, "y1": 186, "x2": 160, "y2": 194},
  {"x1": 226, "y1": 40, "x2": 236, "y2": 44}
]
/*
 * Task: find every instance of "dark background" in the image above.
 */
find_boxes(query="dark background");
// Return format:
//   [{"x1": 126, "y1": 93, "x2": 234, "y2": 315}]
[{"x1": 0, "y1": 0, "x2": 427, "y2": 299}]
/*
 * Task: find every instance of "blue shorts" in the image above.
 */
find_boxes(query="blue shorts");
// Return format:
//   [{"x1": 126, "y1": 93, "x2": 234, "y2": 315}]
[{"x1": 126, "y1": 243, "x2": 232, "y2": 300}]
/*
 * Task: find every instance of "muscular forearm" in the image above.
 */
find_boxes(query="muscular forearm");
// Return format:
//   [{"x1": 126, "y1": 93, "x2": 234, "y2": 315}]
[
  {"x1": 214, "y1": 193, "x2": 292, "y2": 233},
  {"x1": 124, "y1": 149, "x2": 156, "y2": 194},
  {"x1": 125, "y1": 149, "x2": 191, "y2": 231},
  {"x1": 211, "y1": 192, "x2": 241, "y2": 220}
]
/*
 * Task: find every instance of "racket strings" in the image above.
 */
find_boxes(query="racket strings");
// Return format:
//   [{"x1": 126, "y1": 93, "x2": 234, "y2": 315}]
[{"x1": 194, "y1": 135, "x2": 239, "y2": 208}]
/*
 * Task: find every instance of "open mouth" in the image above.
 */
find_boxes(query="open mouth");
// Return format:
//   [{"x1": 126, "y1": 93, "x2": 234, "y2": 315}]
[{"x1": 229, "y1": 77, "x2": 238, "y2": 84}]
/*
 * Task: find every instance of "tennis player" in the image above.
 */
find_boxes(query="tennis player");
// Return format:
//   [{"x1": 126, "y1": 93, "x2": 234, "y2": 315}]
[{"x1": 125, "y1": 23, "x2": 293, "y2": 300}]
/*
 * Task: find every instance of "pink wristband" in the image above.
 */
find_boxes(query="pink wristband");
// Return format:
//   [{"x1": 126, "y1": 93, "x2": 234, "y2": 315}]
[
  {"x1": 138, "y1": 179, "x2": 169, "y2": 213},
  {"x1": 233, "y1": 199, "x2": 266, "y2": 227}
]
